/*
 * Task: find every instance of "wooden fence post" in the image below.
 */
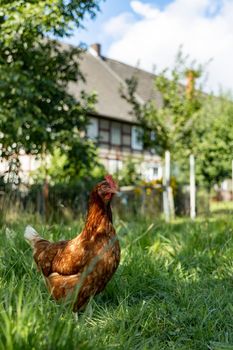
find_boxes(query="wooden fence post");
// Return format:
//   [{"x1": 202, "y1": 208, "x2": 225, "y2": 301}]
[
  {"x1": 190, "y1": 154, "x2": 196, "y2": 219},
  {"x1": 232, "y1": 160, "x2": 233, "y2": 201},
  {"x1": 163, "y1": 151, "x2": 171, "y2": 222}
]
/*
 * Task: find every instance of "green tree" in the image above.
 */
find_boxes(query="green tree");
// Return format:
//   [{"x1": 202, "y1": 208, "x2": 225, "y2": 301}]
[
  {"x1": 193, "y1": 95, "x2": 233, "y2": 189},
  {"x1": 118, "y1": 158, "x2": 142, "y2": 186},
  {"x1": 123, "y1": 50, "x2": 233, "y2": 188},
  {"x1": 0, "y1": 0, "x2": 102, "y2": 180},
  {"x1": 122, "y1": 50, "x2": 204, "y2": 157}
]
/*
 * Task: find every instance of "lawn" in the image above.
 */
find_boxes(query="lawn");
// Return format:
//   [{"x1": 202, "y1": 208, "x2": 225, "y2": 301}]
[{"x1": 0, "y1": 213, "x2": 233, "y2": 350}]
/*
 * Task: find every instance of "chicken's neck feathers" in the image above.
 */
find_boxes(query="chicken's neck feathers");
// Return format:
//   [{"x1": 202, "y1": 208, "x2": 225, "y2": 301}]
[{"x1": 83, "y1": 192, "x2": 113, "y2": 239}]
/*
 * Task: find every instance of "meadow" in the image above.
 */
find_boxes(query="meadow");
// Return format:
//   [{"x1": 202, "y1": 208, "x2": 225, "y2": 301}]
[{"x1": 0, "y1": 211, "x2": 233, "y2": 350}]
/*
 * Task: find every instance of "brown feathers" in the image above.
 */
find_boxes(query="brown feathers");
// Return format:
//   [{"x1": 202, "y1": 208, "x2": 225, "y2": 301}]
[{"x1": 25, "y1": 177, "x2": 120, "y2": 312}]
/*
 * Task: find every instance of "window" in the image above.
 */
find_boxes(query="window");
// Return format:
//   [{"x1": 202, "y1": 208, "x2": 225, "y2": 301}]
[
  {"x1": 87, "y1": 119, "x2": 144, "y2": 150},
  {"x1": 122, "y1": 123, "x2": 131, "y2": 147},
  {"x1": 131, "y1": 126, "x2": 143, "y2": 150},
  {"x1": 144, "y1": 164, "x2": 161, "y2": 181},
  {"x1": 111, "y1": 122, "x2": 121, "y2": 145},
  {"x1": 100, "y1": 119, "x2": 109, "y2": 129},
  {"x1": 99, "y1": 130, "x2": 109, "y2": 143},
  {"x1": 122, "y1": 135, "x2": 131, "y2": 146},
  {"x1": 87, "y1": 117, "x2": 98, "y2": 140},
  {"x1": 99, "y1": 118, "x2": 110, "y2": 143},
  {"x1": 123, "y1": 124, "x2": 131, "y2": 134}
]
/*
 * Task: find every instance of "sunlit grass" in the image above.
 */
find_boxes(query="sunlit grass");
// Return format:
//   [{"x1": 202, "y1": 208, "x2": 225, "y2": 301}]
[
  {"x1": 211, "y1": 200, "x2": 233, "y2": 214},
  {"x1": 1, "y1": 212, "x2": 233, "y2": 349}
]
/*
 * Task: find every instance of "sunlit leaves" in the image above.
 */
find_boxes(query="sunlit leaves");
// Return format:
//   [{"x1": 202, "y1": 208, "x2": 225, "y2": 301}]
[
  {"x1": 0, "y1": 0, "x2": 101, "y2": 180},
  {"x1": 124, "y1": 49, "x2": 233, "y2": 188}
]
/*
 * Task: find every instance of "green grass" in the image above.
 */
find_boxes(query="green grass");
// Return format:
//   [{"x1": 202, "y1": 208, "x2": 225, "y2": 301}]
[
  {"x1": 211, "y1": 201, "x2": 233, "y2": 216},
  {"x1": 1, "y1": 214, "x2": 233, "y2": 350}
]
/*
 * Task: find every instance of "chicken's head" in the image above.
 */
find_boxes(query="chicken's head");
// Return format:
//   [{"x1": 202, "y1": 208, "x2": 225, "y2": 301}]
[{"x1": 97, "y1": 175, "x2": 118, "y2": 204}]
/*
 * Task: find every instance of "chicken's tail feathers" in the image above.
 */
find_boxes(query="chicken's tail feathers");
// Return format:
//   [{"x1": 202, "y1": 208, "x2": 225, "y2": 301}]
[{"x1": 24, "y1": 225, "x2": 41, "y2": 245}]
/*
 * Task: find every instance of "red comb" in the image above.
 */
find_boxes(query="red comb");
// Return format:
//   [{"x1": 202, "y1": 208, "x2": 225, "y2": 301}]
[{"x1": 105, "y1": 175, "x2": 118, "y2": 190}]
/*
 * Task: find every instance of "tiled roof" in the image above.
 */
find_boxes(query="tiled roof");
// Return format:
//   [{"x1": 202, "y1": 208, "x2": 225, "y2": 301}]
[
  {"x1": 68, "y1": 48, "x2": 162, "y2": 123},
  {"x1": 104, "y1": 57, "x2": 163, "y2": 108}
]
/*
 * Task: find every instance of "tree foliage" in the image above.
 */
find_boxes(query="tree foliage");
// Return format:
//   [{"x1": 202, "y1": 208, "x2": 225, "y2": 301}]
[
  {"x1": 193, "y1": 96, "x2": 233, "y2": 188},
  {"x1": 0, "y1": 0, "x2": 102, "y2": 180},
  {"x1": 123, "y1": 50, "x2": 233, "y2": 188}
]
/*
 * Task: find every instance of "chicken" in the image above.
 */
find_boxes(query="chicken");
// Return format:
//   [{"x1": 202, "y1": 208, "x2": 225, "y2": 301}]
[{"x1": 24, "y1": 175, "x2": 120, "y2": 312}]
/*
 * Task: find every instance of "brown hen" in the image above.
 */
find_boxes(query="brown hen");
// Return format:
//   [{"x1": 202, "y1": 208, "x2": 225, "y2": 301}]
[{"x1": 24, "y1": 176, "x2": 120, "y2": 312}]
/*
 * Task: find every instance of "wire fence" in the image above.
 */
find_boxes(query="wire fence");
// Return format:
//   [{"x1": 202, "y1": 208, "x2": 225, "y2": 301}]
[{"x1": 0, "y1": 181, "x2": 219, "y2": 223}]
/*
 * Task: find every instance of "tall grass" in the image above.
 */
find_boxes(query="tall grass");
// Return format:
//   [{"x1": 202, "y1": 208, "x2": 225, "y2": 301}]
[{"x1": 0, "y1": 215, "x2": 233, "y2": 349}]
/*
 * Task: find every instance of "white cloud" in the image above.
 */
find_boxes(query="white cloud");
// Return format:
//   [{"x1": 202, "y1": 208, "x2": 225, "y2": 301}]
[
  {"x1": 131, "y1": 1, "x2": 160, "y2": 19},
  {"x1": 104, "y1": 0, "x2": 233, "y2": 93},
  {"x1": 103, "y1": 12, "x2": 136, "y2": 39}
]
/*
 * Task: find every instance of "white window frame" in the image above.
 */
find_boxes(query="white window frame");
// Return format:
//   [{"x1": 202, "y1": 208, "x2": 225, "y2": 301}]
[
  {"x1": 87, "y1": 117, "x2": 98, "y2": 140},
  {"x1": 131, "y1": 126, "x2": 143, "y2": 151},
  {"x1": 141, "y1": 163, "x2": 162, "y2": 181}
]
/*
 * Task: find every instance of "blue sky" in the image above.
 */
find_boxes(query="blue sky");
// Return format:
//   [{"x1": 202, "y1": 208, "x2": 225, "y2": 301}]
[
  {"x1": 64, "y1": 0, "x2": 233, "y2": 93},
  {"x1": 65, "y1": 0, "x2": 172, "y2": 54}
]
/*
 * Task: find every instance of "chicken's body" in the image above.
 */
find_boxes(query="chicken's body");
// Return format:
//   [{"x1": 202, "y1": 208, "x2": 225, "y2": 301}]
[{"x1": 25, "y1": 177, "x2": 120, "y2": 312}]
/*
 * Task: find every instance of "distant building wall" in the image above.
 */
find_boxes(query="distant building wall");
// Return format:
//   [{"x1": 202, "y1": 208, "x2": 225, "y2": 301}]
[{"x1": 87, "y1": 115, "x2": 162, "y2": 180}]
